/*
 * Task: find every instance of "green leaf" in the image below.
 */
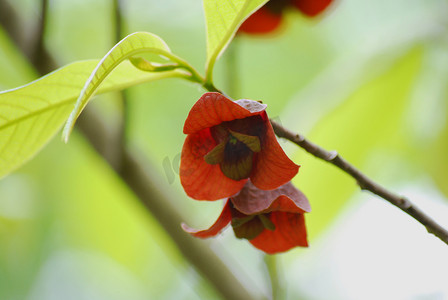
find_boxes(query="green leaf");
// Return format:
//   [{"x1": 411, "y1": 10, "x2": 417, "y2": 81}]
[
  {"x1": 0, "y1": 60, "x2": 180, "y2": 179},
  {"x1": 62, "y1": 32, "x2": 186, "y2": 141},
  {"x1": 203, "y1": 0, "x2": 268, "y2": 84}
]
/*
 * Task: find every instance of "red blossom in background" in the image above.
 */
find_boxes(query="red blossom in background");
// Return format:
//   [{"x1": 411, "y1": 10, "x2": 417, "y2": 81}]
[
  {"x1": 292, "y1": 0, "x2": 333, "y2": 17},
  {"x1": 180, "y1": 92, "x2": 299, "y2": 201},
  {"x1": 238, "y1": 6, "x2": 283, "y2": 34},
  {"x1": 239, "y1": 0, "x2": 333, "y2": 34},
  {"x1": 182, "y1": 180, "x2": 310, "y2": 254}
]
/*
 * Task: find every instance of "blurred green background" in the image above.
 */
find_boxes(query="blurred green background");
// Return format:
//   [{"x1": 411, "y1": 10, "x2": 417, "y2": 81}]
[{"x1": 1, "y1": 0, "x2": 448, "y2": 299}]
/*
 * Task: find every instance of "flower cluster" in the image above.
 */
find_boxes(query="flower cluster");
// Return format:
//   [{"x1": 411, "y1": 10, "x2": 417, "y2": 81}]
[
  {"x1": 239, "y1": 0, "x2": 333, "y2": 34},
  {"x1": 180, "y1": 92, "x2": 310, "y2": 254}
]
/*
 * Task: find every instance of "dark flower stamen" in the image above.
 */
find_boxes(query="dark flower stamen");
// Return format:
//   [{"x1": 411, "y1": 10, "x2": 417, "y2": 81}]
[{"x1": 204, "y1": 118, "x2": 262, "y2": 181}]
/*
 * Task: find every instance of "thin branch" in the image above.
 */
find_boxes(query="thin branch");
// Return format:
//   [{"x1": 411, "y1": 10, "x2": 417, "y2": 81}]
[
  {"x1": 271, "y1": 120, "x2": 448, "y2": 245},
  {"x1": 31, "y1": 0, "x2": 58, "y2": 74},
  {"x1": 0, "y1": 0, "x2": 58, "y2": 75},
  {"x1": 0, "y1": 0, "x2": 23, "y2": 49},
  {"x1": 112, "y1": 0, "x2": 127, "y2": 172},
  {"x1": 113, "y1": 0, "x2": 123, "y2": 44}
]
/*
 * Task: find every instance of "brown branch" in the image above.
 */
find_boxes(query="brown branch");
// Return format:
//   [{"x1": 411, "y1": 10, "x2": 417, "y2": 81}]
[
  {"x1": 0, "y1": 0, "x2": 23, "y2": 49},
  {"x1": 113, "y1": 0, "x2": 124, "y2": 43},
  {"x1": 112, "y1": 0, "x2": 127, "y2": 172},
  {"x1": 271, "y1": 120, "x2": 448, "y2": 245},
  {"x1": 30, "y1": 0, "x2": 57, "y2": 74},
  {"x1": 0, "y1": 0, "x2": 57, "y2": 75}
]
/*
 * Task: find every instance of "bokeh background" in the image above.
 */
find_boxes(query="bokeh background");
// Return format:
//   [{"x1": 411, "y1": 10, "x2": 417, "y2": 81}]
[{"x1": 1, "y1": 0, "x2": 448, "y2": 299}]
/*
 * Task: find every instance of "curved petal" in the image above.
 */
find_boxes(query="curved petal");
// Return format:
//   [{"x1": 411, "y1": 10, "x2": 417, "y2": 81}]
[
  {"x1": 183, "y1": 93, "x2": 267, "y2": 134},
  {"x1": 182, "y1": 200, "x2": 232, "y2": 238},
  {"x1": 250, "y1": 120, "x2": 299, "y2": 190},
  {"x1": 250, "y1": 212, "x2": 308, "y2": 254},
  {"x1": 238, "y1": 7, "x2": 283, "y2": 34},
  {"x1": 180, "y1": 129, "x2": 247, "y2": 200},
  {"x1": 231, "y1": 181, "x2": 311, "y2": 215},
  {"x1": 264, "y1": 195, "x2": 309, "y2": 213},
  {"x1": 292, "y1": 0, "x2": 333, "y2": 17}
]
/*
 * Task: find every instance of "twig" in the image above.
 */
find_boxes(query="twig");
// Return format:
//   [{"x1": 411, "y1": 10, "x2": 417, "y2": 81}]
[
  {"x1": 0, "y1": 0, "x2": 23, "y2": 50},
  {"x1": 113, "y1": 0, "x2": 123, "y2": 44},
  {"x1": 31, "y1": 0, "x2": 58, "y2": 74},
  {"x1": 112, "y1": 0, "x2": 127, "y2": 172},
  {"x1": 271, "y1": 120, "x2": 448, "y2": 245},
  {"x1": 0, "y1": 0, "x2": 58, "y2": 75}
]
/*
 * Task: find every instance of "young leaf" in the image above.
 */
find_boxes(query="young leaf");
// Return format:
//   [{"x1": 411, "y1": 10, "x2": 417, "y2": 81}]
[
  {"x1": 203, "y1": 0, "x2": 268, "y2": 84},
  {"x1": 62, "y1": 32, "x2": 185, "y2": 142},
  {"x1": 0, "y1": 60, "x2": 180, "y2": 179}
]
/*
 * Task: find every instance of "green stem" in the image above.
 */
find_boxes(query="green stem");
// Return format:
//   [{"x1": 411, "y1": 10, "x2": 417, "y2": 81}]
[
  {"x1": 225, "y1": 37, "x2": 240, "y2": 98},
  {"x1": 163, "y1": 53, "x2": 204, "y2": 82},
  {"x1": 157, "y1": 49, "x2": 227, "y2": 95},
  {"x1": 264, "y1": 254, "x2": 284, "y2": 300}
]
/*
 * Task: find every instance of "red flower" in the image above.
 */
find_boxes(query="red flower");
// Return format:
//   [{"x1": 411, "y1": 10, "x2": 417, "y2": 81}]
[
  {"x1": 180, "y1": 92, "x2": 299, "y2": 200},
  {"x1": 292, "y1": 0, "x2": 333, "y2": 17},
  {"x1": 182, "y1": 181, "x2": 311, "y2": 254},
  {"x1": 239, "y1": 0, "x2": 333, "y2": 34},
  {"x1": 238, "y1": 6, "x2": 283, "y2": 34}
]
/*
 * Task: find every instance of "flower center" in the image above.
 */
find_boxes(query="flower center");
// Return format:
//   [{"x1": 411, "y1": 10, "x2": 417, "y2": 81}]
[
  {"x1": 204, "y1": 116, "x2": 264, "y2": 181},
  {"x1": 228, "y1": 135, "x2": 238, "y2": 145},
  {"x1": 231, "y1": 212, "x2": 276, "y2": 240}
]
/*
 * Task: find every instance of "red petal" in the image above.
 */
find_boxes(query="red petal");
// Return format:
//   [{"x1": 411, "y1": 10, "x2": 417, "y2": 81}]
[
  {"x1": 250, "y1": 212, "x2": 308, "y2": 254},
  {"x1": 292, "y1": 0, "x2": 333, "y2": 17},
  {"x1": 231, "y1": 181, "x2": 311, "y2": 215},
  {"x1": 239, "y1": 7, "x2": 283, "y2": 34},
  {"x1": 182, "y1": 200, "x2": 232, "y2": 238},
  {"x1": 183, "y1": 93, "x2": 267, "y2": 134},
  {"x1": 180, "y1": 129, "x2": 247, "y2": 200},
  {"x1": 250, "y1": 120, "x2": 299, "y2": 190}
]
